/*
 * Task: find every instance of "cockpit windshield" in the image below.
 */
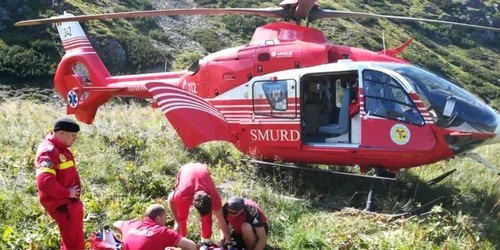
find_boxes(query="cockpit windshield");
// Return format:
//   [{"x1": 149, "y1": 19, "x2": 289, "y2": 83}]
[{"x1": 371, "y1": 63, "x2": 499, "y2": 134}]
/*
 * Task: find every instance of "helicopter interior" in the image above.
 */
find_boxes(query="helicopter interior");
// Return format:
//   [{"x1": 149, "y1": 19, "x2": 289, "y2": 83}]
[{"x1": 300, "y1": 71, "x2": 361, "y2": 145}]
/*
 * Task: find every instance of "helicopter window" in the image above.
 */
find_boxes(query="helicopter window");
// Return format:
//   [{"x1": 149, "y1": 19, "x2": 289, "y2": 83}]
[
  {"x1": 335, "y1": 79, "x2": 344, "y2": 108},
  {"x1": 363, "y1": 69, "x2": 424, "y2": 126},
  {"x1": 252, "y1": 79, "x2": 297, "y2": 118}
]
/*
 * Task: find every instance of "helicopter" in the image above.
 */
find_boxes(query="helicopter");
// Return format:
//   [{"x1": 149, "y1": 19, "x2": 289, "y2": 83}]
[{"x1": 15, "y1": 0, "x2": 500, "y2": 212}]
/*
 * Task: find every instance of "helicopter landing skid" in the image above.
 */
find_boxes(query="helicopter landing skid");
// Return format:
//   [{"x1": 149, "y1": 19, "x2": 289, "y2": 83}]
[
  {"x1": 242, "y1": 159, "x2": 397, "y2": 184},
  {"x1": 314, "y1": 195, "x2": 445, "y2": 221},
  {"x1": 241, "y1": 159, "x2": 448, "y2": 216},
  {"x1": 461, "y1": 152, "x2": 500, "y2": 176},
  {"x1": 241, "y1": 159, "x2": 397, "y2": 213},
  {"x1": 272, "y1": 194, "x2": 446, "y2": 222}
]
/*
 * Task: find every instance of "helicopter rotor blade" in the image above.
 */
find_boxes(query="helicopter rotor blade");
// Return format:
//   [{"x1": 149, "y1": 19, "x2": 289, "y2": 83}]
[
  {"x1": 14, "y1": 8, "x2": 287, "y2": 26},
  {"x1": 309, "y1": 9, "x2": 500, "y2": 32}
]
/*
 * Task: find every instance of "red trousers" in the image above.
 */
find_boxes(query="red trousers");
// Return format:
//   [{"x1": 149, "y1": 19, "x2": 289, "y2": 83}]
[{"x1": 48, "y1": 201, "x2": 85, "y2": 250}]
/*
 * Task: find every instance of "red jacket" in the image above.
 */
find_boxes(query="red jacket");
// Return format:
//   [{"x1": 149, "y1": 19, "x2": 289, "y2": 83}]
[
  {"x1": 119, "y1": 218, "x2": 183, "y2": 250},
  {"x1": 34, "y1": 132, "x2": 81, "y2": 212},
  {"x1": 223, "y1": 199, "x2": 267, "y2": 234}
]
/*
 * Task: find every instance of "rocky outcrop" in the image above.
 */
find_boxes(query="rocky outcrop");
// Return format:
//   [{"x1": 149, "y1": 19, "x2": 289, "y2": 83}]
[
  {"x1": 88, "y1": 36, "x2": 128, "y2": 70},
  {"x1": 151, "y1": 0, "x2": 217, "y2": 55}
]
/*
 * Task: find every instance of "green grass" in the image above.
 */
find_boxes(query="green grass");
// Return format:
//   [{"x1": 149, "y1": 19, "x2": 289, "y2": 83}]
[{"x1": 1, "y1": 100, "x2": 500, "y2": 249}]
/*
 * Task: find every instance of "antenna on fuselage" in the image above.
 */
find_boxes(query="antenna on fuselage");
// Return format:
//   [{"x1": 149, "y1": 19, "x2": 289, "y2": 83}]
[{"x1": 382, "y1": 30, "x2": 386, "y2": 55}]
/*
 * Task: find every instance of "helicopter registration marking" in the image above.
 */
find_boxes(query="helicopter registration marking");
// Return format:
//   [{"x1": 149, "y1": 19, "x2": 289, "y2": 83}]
[
  {"x1": 250, "y1": 129, "x2": 300, "y2": 142},
  {"x1": 390, "y1": 124, "x2": 411, "y2": 145},
  {"x1": 182, "y1": 80, "x2": 197, "y2": 94}
]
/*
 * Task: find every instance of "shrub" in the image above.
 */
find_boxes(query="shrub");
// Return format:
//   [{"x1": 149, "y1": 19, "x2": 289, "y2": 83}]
[{"x1": 115, "y1": 32, "x2": 169, "y2": 72}]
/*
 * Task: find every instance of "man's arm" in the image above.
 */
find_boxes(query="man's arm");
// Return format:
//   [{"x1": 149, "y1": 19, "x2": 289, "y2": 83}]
[
  {"x1": 112, "y1": 221, "x2": 124, "y2": 234},
  {"x1": 176, "y1": 237, "x2": 197, "y2": 250},
  {"x1": 214, "y1": 208, "x2": 231, "y2": 245},
  {"x1": 35, "y1": 155, "x2": 71, "y2": 199},
  {"x1": 253, "y1": 226, "x2": 267, "y2": 250}
]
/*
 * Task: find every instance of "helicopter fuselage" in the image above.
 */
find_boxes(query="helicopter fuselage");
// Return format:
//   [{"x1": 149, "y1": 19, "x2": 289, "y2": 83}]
[{"x1": 53, "y1": 22, "x2": 500, "y2": 172}]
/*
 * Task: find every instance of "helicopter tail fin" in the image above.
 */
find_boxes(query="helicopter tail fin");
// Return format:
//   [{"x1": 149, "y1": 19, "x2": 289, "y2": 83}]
[
  {"x1": 378, "y1": 38, "x2": 413, "y2": 57},
  {"x1": 146, "y1": 82, "x2": 231, "y2": 149},
  {"x1": 53, "y1": 12, "x2": 100, "y2": 56},
  {"x1": 52, "y1": 12, "x2": 113, "y2": 124}
]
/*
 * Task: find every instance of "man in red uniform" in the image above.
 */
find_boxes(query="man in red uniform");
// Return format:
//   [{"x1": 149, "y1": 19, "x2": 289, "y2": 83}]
[
  {"x1": 222, "y1": 197, "x2": 268, "y2": 250},
  {"x1": 168, "y1": 162, "x2": 231, "y2": 245},
  {"x1": 349, "y1": 84, "x2": 360, "y2": 118},
  {"x1": 113, "y1": 204, "x2": 196, "y2": 250},
  {"x1": 34, "y1": 117, "x2": 84, "y2": 250}
]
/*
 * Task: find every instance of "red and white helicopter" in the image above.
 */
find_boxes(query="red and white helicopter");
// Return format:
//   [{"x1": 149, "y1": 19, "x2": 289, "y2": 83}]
[{"x1": 16, "y1": 0, "x2": 500, "y2": 211}]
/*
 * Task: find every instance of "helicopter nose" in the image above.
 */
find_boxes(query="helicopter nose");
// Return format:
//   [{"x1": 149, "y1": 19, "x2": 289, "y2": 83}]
[{"x1": 489, "y1": 114, "x2": 500, "y2": 145}]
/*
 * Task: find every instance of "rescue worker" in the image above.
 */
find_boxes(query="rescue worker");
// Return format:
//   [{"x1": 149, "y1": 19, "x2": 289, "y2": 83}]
[
  {"x1": 167, "y1": 162, "x2": 231, "y2": 246},
  {"x1": 221, "y1": 196, "x2": 268, "y2": 250},
  {"x1": 34, "y1": 117, "x2": 84, "y2": 250},
  {"x1": 113, "y1": 204, "x2": 197, "y2": 250},
  {"x1": 344, "y1": 75, "x2": 360, "y2": 118}
]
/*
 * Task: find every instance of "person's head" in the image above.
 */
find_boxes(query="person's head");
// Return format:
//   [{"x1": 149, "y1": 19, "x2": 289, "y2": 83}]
[
  {"x1": 53, "y1": 117, "x2": 80, "y2": 147},
  {"x1": 145, "y1": 204, "x2": 168, "y2": 226},
  {"x1": 226, "y1": 196, "x2": 245, "y2": 216},
  {"x1": 193, "y1": 191, "x2": 212, "y2": 216},
  {"x1": 342, "y1": 74, "x2": 358, "y2": 87}
]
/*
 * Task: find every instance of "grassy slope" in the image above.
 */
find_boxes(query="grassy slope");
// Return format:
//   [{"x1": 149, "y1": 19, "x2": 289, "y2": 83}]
[{"x1": 1, "y1": 100, "x2": 500, "y2": 249}]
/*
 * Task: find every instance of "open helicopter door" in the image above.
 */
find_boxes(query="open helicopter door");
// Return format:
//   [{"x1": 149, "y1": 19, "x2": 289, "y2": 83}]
[{"x1": 360, "y1": 67, "x2": 436, "y2": 150}]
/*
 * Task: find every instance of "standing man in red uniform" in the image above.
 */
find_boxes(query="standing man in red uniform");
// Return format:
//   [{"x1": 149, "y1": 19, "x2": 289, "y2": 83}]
[
  {"x1": 168, "y1": 162, "x2": 231, "y2": 246},
  {"x1": 34, "y1": 117, "x2": 84, "y2": 250},
  {"x1": 113, "y1": 204, "x2": 197, "y2": 250},
  {"x1": 222, "y1": 197, "x2": 268, "y2": 250}
]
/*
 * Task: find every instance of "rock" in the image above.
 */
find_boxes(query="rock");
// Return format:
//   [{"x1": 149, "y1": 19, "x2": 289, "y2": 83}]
[
  {"x1": 151, "y1": 0, "x2": 216, "y2": 55},
  {"x1": 461, "y1": 0, "x2": 484, "y2": 9},
  {"x1": 424, "y1": 5, "x2": 438, "y2": 15},
  {"x1": 88, "y1": 36, "x2": 128, "y2": 69},
  {"x1": 466, "y1": 9, "x2": 489, "y2": 27}
]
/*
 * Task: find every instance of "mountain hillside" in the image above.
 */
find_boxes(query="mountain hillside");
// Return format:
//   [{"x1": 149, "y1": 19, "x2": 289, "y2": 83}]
[{"x1": 0, "y1": 0, "x2": 500, "y2": 107}]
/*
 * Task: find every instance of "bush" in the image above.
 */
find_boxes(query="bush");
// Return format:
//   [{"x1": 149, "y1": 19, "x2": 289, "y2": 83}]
[
  {"x1": 190, "y1": 29, "x2": 226, "y2": 53},
  {"x1": 0, "y1": 44, "x2": 56, "y2": 79},
  {"x1": 172, "y1": 50, "x2": 205, "y2": 70},
  {"x1": 149, "y1": 29, "x2": 169, "y2": 42},
  {"x1": 115, "y1": 32, "x2": 169, "y2": 72}
]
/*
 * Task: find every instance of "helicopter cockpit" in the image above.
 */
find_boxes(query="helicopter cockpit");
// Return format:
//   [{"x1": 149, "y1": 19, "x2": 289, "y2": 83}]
[{"x1": 372, "y1": 63, "x2": 499, "y2": 135}]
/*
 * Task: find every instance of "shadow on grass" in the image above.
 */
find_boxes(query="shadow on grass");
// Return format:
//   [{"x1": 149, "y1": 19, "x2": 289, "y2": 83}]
[{"x1": 251, "y1": 162, "x2": 500, "y2": 246}]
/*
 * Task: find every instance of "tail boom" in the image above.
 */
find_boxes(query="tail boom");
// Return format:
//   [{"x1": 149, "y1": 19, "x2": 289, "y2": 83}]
[{"x1": 52, "y1": 12, "x2": 186, "y2": 124}]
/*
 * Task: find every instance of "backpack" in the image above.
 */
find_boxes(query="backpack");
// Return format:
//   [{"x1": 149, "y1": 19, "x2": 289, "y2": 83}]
[{"x1": 90, "y1": 230, "x2": 122, "y2": 250}]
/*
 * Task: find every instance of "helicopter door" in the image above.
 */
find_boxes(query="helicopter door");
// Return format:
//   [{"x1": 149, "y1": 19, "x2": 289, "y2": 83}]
[
  {"x1": 254, "y1": 44, "x2": 303, "y2": 76},
  {"x1": 248, "y1": 78, "x2": 301, "y2": 148},
  {"x1": 360, "y1": 69, "x2": 436, "y2": 150}
]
